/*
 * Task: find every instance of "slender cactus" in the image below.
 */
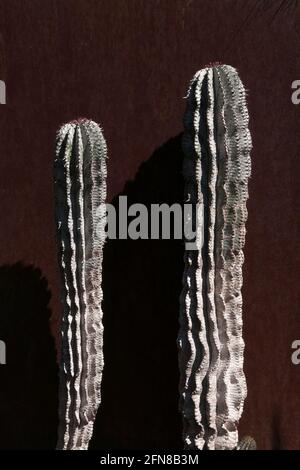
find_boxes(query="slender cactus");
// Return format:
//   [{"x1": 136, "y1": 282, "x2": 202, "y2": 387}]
[
  {"x1": 178, "y1": 64, "x2": 252, "y2": 450},
  {"x1": 54, "y1": 119, "x2": 108, "y2": 450}
]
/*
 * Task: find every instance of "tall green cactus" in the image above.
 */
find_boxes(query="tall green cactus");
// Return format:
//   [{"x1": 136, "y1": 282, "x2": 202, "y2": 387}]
[
  {"x1": 54, "y1": 119, "x2": 108, "y2": 450},
  {"x1": 178, "y1": 64, "x2": 252, "y2": 450}
]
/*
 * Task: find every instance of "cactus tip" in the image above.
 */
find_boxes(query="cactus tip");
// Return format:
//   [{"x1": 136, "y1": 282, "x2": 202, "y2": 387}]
[
  {"x1": 69, "y1": 117, "x2": 91, "y2": 125},
  {"x1": 205, "y1": 61, "x2": 223, "y2": 68}
]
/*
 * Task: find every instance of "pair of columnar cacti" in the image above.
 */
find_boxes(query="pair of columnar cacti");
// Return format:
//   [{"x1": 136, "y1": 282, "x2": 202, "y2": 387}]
[{"x1": 54, "y1": 64, "x2": 252, "y2": 450}]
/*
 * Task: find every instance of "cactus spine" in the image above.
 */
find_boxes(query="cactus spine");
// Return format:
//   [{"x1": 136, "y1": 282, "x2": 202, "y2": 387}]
[
  {"x1": 54, "y1": 119, "x2": 108, "y2": 450},
  {"x1": 178, "y1": 64, "x2": 252, "y2": 450}
]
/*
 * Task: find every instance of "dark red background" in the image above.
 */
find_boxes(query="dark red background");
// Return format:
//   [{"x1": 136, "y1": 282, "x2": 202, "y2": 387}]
[{"x1": 0, "y1": 0, "x2": 300, "y2": 450}]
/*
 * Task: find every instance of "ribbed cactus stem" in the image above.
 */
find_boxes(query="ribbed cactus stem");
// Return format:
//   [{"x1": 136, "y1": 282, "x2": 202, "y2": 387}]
[
  {"x1": 178, "y1": 64, "x2": 252, "y2": 450},
  {"x1": 236, "y1": 436, "x2": 257, "y2": 450},
  {"x1": 54, "y1": 119, "x2": 108, "y2": 450}
]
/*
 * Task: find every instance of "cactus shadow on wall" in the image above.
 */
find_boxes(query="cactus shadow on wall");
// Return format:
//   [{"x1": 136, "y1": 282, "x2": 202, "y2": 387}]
[
  {"x1": 0, "y1": 263, "x2": 58, "y2": 449},
  {"x1": 90, "y1": 134, "x2": 185, "y2": 449}
]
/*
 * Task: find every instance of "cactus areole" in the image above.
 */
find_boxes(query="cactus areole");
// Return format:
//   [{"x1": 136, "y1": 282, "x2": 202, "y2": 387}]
[
  {"x1": 178, "y1": 64, "x2": 252, "y2": 450},
  {"x1": 54, "y1": 119, "x2": 108, "y2": 450}
]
